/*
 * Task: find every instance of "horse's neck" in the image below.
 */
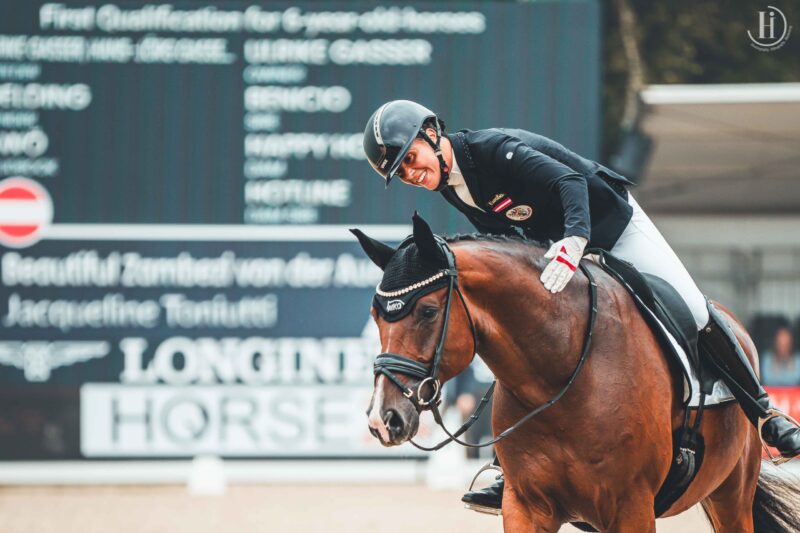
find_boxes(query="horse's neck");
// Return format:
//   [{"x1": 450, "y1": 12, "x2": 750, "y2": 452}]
[{"x1": 457, "y1": 242, "x2": 587, "y2": 407}]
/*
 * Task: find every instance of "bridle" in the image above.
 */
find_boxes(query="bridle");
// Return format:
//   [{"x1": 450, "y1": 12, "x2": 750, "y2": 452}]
[
  {"x1": 373, "y1": 235, "x2": 475, "y2": 411},
  {"x1": 372, "y1": 237, "x2": 599, "y2": 451}
]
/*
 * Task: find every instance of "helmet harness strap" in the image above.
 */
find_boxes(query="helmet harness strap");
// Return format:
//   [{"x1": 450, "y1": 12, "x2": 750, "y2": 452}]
[{"x1": 418, "y1": 120, "x2": 450, "y2": 192}]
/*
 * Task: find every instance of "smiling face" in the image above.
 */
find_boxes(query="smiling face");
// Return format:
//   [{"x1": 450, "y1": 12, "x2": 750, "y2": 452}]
[{"x1": 395, "y1": 128, "x2": 444, "y2": 191}]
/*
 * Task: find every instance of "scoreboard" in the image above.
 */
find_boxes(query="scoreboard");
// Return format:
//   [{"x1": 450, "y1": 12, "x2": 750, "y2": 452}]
[{"x1": 0, "y1": 1, "x2": 600, "y2": 459}]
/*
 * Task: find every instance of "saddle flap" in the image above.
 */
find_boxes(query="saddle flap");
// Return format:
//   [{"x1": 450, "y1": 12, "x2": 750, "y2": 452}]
[
  {"x1": 591, "y1": 250, "x2": 711, "y2": 395},
  {"x1": 641, "y1": 273, "x2": 699, "y2": 368}
]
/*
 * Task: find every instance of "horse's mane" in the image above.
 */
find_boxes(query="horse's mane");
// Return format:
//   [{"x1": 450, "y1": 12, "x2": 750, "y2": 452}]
[
  {"x1": 442, "y1": 233, "x2": 549, "y2": 272},
  {"x1": 444, "y1": 233, "x2": 548, "y2": 250}
]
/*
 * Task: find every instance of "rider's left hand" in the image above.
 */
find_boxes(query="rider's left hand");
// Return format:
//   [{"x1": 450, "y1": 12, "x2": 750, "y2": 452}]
[{"x1": 540, "y1": 236, "x2": 588, "y2": 293}]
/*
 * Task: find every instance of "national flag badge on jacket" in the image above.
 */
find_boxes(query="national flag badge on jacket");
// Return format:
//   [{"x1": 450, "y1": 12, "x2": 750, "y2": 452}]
[{"x1": 491, "y1": 197, "x2": 513, "y2": 213}]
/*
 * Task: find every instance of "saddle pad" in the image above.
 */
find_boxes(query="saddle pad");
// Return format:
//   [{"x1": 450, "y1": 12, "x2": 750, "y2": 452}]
[
  {"x1": 588, "y1": 252, "x2": 734, "y2": 407},
  {"x1": 643, "y1": 303, "x2": 734, "y2": 407}
]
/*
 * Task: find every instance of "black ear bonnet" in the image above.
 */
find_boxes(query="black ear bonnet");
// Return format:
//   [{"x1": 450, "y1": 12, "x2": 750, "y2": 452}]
[{"x1": 373, "y1": 235, "x2": 452, "y2": 322}]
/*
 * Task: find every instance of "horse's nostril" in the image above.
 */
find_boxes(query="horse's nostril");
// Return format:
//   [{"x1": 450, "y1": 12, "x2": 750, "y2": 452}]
[{"x1": 386, "y1": 409, "x2": 405, "y2": 437}]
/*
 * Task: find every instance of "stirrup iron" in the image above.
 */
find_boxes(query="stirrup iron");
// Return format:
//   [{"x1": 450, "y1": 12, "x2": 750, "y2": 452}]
[
  {"x1": 463, "y1": 462, "x2": 503, "y2": 516},
  {"x1": 758, "y1": 408, "x2": 800, "y2": 466},
  {"x1": 467, "y1": 461, "x2": 503, "y2": 492}
]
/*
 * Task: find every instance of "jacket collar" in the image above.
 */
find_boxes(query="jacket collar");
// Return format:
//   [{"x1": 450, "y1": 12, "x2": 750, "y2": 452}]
[
  {"x1": 448, "y1": 131, "x2": 477, "y2": 169},
  {"x1": 446, "y1": 131, "x2": 484, "y2": 203}
]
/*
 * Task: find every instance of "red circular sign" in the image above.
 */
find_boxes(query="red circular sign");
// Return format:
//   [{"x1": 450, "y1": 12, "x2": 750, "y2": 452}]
[{"x1": 0, "y1": 177, "x2": 53, "y2": 248}]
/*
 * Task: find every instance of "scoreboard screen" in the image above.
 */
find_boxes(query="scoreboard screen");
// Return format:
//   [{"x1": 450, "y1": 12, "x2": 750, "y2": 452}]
[{"x1": 0, "y1": 1, "x2": 600, "y2": 459}]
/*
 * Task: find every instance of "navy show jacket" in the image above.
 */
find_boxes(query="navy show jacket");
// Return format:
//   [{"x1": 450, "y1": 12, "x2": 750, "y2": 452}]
[{"x1": 442, "y1": 129, "x2": 634, "y2": 250}]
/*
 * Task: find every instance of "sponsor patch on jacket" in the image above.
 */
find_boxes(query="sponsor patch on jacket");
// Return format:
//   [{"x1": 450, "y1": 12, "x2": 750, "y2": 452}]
[
  {"x1": 491, "y1": 197, "x2": 513, "y2": 213},
  {"x1": 505, "y1": 205, "x2": 533, "y2": 221},
  {"x1": 487, "y1": 193, "x2": 507, "y2": 207}
]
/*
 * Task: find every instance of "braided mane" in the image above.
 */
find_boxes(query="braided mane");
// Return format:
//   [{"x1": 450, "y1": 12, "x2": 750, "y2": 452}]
[
  {"x1": 444, "y1": 233, "x2": 548, "y2": 250},
  {"x1": 441, "y1": 233, "x2": 550, "y2": 273}
]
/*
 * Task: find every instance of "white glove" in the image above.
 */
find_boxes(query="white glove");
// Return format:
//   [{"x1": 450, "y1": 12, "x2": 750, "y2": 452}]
[{"x1": 540, "y1": 236, "x2": 588, "y2": 293}]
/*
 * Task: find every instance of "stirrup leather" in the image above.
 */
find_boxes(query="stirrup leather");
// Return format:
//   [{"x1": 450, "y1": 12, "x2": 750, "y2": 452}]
[{"x1": 757, "y1": 408, "x2": 800, "y2": 466}]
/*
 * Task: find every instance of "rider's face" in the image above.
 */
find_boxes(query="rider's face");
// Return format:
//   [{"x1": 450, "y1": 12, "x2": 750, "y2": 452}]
[{"x1": 395, "y1": 129, "x2": 441, "y2": 190}]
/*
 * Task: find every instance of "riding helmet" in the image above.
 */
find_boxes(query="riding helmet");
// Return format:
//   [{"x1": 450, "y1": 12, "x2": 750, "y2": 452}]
[{"x1": 363, "y1": 100, "x2": 446, "y2": 186}]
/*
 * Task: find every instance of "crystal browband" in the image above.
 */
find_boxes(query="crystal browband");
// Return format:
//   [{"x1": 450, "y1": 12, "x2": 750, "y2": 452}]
[{"x1": 375, "y1": 270, "x2": 447, "y2": 297}]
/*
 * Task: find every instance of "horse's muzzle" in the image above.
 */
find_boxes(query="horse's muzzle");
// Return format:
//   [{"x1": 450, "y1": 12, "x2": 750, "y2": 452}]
[{"x1": 368, "y1": 407, "x2": 419, "y2": 446}]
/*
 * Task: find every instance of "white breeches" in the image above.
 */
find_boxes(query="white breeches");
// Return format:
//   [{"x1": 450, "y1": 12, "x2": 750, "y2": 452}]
[{"x1": 610, "y1": 194, "x2": 709, "y2": 330}]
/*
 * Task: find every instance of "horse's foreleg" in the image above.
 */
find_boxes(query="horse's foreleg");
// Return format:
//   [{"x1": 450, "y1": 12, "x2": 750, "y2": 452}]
[{"x1": 502, "y1": 485, "x2": 561, "y2": 533}]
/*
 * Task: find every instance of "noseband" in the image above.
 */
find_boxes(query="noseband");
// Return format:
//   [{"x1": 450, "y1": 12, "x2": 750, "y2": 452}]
[
  {"x1": 373, "y1": 235, "x2": 476, "y2": 411},
  {"x1": 372, "y1": 238, "x2": 599, "y2": 451}
]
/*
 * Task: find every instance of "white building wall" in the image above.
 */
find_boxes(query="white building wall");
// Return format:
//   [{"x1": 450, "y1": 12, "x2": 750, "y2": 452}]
[
  {"x1": 653, "y1": 215, "x2": 800, "y2": 323},
  {"x1": 652, "y1": 215, "x2": 800, "y2": 341}
]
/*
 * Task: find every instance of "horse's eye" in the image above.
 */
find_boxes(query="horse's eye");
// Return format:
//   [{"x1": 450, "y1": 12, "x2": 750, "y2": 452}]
[{"x1": 420, "y1": 306, "x2": 438, "y2": 320}]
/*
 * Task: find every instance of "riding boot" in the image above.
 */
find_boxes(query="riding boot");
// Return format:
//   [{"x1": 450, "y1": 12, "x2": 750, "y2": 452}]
[
  {"x1": 699, "y1": 302, "x2": 800, "y2": 459},
  {"x1": 461, "y1": 458, "x2": 503, "y2": 514},
  {"x1": 462, "y1": 473, "x2": 504, "y2": 514}
]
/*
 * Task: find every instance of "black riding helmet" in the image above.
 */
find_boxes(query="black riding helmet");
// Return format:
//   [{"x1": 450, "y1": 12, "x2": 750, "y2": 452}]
[{"x1": 363, "y1": 100, "x2": 449, "y2": 189}]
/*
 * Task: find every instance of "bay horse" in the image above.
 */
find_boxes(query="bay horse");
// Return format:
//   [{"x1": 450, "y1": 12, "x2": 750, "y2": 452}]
[{"x1": 353, "y1": 214, "x2": 800, "y2": 532}]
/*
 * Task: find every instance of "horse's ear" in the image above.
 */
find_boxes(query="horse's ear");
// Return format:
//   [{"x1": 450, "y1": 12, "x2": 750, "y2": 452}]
[
  {"x1": 412, "y1": 211, "x2": 445, "y2": 263},
  {"x1": 350, "y1": 229, "x2": 396, "y2": 271}
]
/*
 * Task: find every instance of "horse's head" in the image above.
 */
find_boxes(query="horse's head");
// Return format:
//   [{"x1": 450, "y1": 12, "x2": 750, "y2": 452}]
[{"x1": 352, "y1": 213, "x2": 477, "y2": 446}]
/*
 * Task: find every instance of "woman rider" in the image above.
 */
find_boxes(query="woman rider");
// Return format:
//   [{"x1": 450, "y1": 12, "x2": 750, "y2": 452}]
[{"x1": 362, "y1": 100, "x2": 800, "y2": 514}]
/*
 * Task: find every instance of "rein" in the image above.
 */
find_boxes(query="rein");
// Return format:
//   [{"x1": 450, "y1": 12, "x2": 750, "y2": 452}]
[{"x1": 373, "y1": 239, "x2": 599, "y2": 451}]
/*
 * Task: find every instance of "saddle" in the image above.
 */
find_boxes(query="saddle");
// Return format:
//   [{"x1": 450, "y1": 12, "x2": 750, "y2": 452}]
[
  {"x1": 592, "y1": 250, "x2": 714, "y2": 393},
  {"x1": 589, "y1": 249, "x2": 717, "y2": 520}
]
